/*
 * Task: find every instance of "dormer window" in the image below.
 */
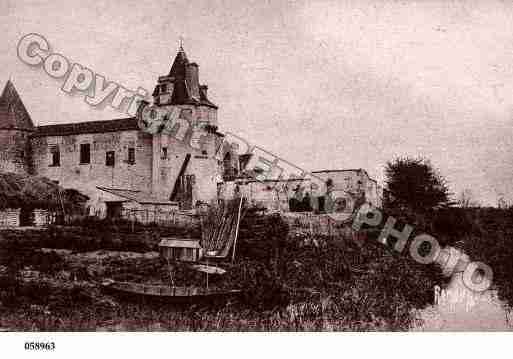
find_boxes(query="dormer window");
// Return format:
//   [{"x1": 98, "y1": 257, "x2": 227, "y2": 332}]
[{"x1": 157, "y1": 83, "x2": 173, "y2": 105}]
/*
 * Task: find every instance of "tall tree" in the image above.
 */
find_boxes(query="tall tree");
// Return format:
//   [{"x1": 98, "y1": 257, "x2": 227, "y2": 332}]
[{"x1": 384, "y1": 157, "x2": 450, "y2": 213}]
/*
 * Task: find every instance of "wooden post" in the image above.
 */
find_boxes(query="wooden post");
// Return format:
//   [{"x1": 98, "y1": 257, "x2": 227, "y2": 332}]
[{"x1": 231, "y1": 196, "x2": 244, "y2": 263}]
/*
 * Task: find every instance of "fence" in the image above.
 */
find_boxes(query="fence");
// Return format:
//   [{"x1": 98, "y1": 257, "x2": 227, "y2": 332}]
[
  {"x1": 121, "y1": 208, "x2": 199, "y2": 228},
  {"x1": 0, "y1": 208, "x2": 57, "y2": 227},
  {"x1": 0, "y1": 209, "x2": 20, "y2": 227},
  {"x1": 33, "y1": 209, "x2": 56, "y2": 226},
  {"x1": 283, "y1": 212, "x2": 355, "y2": 237}
]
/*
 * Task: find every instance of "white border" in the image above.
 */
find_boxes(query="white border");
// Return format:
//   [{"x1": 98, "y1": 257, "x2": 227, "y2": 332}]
[{"x1": 1, "y1": 332, "x2": 512, "y2": 359}]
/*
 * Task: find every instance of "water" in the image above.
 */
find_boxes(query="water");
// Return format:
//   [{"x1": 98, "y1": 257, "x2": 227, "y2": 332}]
[{"x1": 413, "y1": 247, "x2": 513, "y2": 331}]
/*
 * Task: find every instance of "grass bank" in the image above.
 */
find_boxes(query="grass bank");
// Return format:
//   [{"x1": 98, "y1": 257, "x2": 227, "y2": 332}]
[{"x1": 0, "y1": 213, "x2": 446, "y2": 331}]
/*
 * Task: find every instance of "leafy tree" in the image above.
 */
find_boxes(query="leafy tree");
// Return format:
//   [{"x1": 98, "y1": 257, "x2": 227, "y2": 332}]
[{"x1": 384, "y1": 157, "x2": 450, "y2": 214}]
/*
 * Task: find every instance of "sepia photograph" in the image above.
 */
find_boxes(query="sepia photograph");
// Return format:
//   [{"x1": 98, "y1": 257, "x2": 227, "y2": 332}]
[{"x1": 1, "y1": 0, "x2": 513, "y2": 356}]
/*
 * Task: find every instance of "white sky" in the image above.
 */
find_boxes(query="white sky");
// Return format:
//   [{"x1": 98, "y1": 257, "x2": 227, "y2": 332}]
[{"x1": 2, "y1": 0, "x2": 513, "y2": 206}]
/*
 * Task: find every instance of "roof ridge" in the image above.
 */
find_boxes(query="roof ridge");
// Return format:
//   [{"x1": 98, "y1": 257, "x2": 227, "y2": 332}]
[
  {"x1": 32, "y1": 117, "x2": 139, "y2": 137},
  {"x1": 35, "y1": 117, "x2": 137, "y2": 128}
]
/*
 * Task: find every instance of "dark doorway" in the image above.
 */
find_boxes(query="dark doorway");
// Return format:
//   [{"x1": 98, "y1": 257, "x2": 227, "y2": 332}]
[
  {"x1": 317, "y1": 196, "x2": 325, "y2": 213},
  {"x1": 182, "y1": 174, "x2": 195, "y2": 210},
  {"x1": 19, "y1": 207, "x2": 34, "y2": 226},
  {"x1": 106, "y1": 202, "x2": 123, "y2": 220}
]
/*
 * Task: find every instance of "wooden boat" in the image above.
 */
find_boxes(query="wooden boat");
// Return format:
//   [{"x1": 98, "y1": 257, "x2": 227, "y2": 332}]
[
  {"x1": 101, "y1": 280, "x2": 241, "y2": 303},
  {"x1": 190, "y1": 264, "x2": 226, "y2": 275}
]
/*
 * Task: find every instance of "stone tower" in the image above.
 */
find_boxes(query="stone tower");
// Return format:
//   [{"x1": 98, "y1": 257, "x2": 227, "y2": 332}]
[
  {"x1": 149, "y1": 46, "x2": 225, "y2": 204},
  {"x1": 0, "y1": 80, "x2": 34, "y2": 174}
]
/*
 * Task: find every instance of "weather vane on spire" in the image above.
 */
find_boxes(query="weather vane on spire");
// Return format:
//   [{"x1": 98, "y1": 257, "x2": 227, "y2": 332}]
[{"x1": 179, "y1": 36, "x2": 184, "y2": 51}]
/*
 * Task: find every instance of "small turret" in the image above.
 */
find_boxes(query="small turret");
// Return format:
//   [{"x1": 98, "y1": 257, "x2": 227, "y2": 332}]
[{"x1": 152, "y1": 45, "x2": 218, "y2": 111}]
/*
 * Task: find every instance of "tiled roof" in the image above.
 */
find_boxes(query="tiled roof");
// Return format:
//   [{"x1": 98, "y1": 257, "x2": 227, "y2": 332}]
[
  {"x1": 32, "y1": 117, "x2": 140, "y2": 137},
  {"x1": 97, "y1": 186, "x2": 179, "y2": 205}
]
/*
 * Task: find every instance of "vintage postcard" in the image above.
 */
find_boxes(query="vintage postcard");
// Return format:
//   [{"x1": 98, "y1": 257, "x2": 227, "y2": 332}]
[{"x1": 0, "y1": 0, "x2": 512, "y2": 357}]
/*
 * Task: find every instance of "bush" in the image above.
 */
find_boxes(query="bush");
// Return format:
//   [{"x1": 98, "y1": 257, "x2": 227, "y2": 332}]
[{"x1": 458, "y1": 208, "x2": 513, "y2": 305}]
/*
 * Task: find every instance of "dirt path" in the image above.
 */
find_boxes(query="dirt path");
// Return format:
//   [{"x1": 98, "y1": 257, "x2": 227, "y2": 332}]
[{"x1": 413, "y1": 247, "x2": 512, "y2": 331}]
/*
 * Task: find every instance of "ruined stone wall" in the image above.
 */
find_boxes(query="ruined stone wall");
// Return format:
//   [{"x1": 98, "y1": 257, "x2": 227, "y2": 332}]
[
  {"x1": 313, "y1": 170, "x2": 382, "y2": 208},
  {"x1": 218, "y1": 179, "x2": 313, "y2": 212},
  {"x1": 313, "y1": 170, "x2": 366, "y2": 194}
]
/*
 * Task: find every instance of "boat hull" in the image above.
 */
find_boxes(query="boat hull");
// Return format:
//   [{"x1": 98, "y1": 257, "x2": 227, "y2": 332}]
[{"x1": 101, "y1": 281, "x2": 242, "y2": 304}]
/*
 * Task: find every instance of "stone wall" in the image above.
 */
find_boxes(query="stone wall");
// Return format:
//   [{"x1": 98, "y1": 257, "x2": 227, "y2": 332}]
[
  {"x1": 29, "y1": 125, "x2": 222, "y2": 211},
  {"x1": 312, "y1": 169, "x2": 382, "y2": 208},
  {"x1": 150, "y1": 104, "x2": 223, "y2": 205},
  {"x1": 0, "y1": 129, "x2": 32, "y2": 174},
  {"x1": 31, "y1": 129, "x2": 154, "y2": 209},
  {"x1": 218, "y1": 171, "x2": 382, "y2": 214},
  {"x1": 218, "y1": 179, "x2": 313, "y2": 212}
]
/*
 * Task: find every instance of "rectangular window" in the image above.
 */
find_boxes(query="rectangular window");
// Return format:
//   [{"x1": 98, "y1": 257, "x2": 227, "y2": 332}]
[
  {"x1": 106, "y1": 151, "x2": 115, "y2": 167},
  {"x1": 49, "y1": 145, "x2": 60, "y2": 166},
  {"x1": 127, "y1": 147, "x2": 135, "y2": 165},
  {"x1": 161, "y1": 147, "x2": 168, "y2": 160},
  {"x1": 80, "y1": 143, "x2": 91, "y2": 164}
]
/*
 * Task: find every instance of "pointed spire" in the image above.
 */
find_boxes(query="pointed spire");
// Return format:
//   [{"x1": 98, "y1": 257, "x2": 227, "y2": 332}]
[
  {"x1": 0, "y1": 80, "x2": 34, "y2": 130},
  {"x1": 157, "y1": 45, "x2": 217, "y2": 109},
  {"x1": 1, "y1": 79, "x2": 15, "y2": 100},
  {"x1": 169, "y1": 43, "x2": 189, "y2": 78}
]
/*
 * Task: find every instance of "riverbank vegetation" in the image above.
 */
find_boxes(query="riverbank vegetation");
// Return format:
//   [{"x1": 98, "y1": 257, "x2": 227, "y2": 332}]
[{"x1": 0, "y1": 213, "x2": 444, "y2": 331}]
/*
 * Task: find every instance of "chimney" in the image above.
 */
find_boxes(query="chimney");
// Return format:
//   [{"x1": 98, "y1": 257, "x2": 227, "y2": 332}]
[
  {"x1": 200, "y1": 85, "x2": 208, "y2": 98},
  {"x1": 186, "y1": 63, "x2": 200, "y2": 99}
]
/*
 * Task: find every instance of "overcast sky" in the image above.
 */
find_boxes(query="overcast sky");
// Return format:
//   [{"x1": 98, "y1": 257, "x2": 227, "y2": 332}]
[{"x1": 2, "y1": 0, "x2": 513, "y2": 206}]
